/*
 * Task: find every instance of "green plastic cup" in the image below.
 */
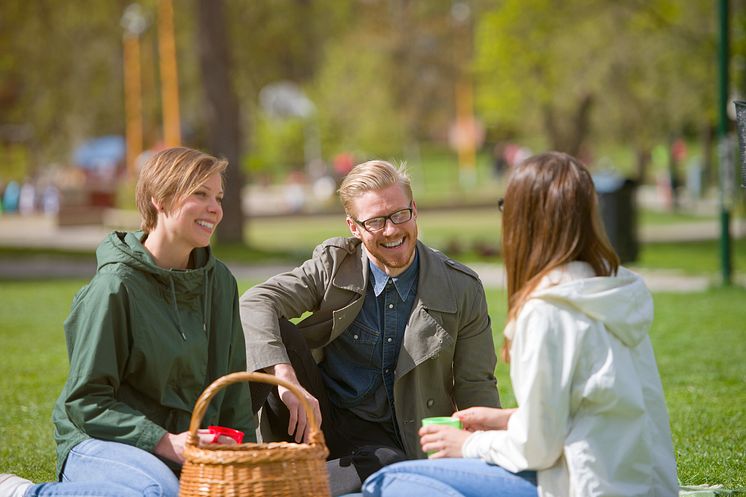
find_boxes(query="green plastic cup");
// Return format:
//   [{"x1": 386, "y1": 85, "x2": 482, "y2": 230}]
[{"x1": 421, "y1": 417, "x2": 463, "y2": 457}]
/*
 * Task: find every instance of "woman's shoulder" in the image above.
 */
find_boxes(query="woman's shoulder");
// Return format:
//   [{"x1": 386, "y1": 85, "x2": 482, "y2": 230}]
[
  {"x1": 515, "y1": 298, "x2": 594, "y2": 343},
  {"x1": 210, "y1": 258, "x2": 238, "y2": 285}
]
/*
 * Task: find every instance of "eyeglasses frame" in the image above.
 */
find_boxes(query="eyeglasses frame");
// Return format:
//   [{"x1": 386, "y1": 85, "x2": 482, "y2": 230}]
[{"x1": 353, "y1": 203, "x2": 414, "y2": 233}]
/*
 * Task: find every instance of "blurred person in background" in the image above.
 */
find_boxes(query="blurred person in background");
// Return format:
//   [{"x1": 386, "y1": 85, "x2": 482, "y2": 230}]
[
  {"x1": 0, "y1": 147, "x2": 254, "y2": 497},
  {"x1": 2, "y1": 179, "x2": 20, "y2": 213},
  {"x1": 18, "y1": 178, "x2": 37, "y2": 215},
  {"x1": 241, "y1": 159, "x2": 500, "y2": 496},
  {"x1": 360, "y1": 152, "x2": 678, "y2": 497}
]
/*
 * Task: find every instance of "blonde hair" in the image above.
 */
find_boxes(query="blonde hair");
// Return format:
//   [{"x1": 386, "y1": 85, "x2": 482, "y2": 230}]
[
  {"x1": 136, "y1": 147, "x2": 228, "y2": 233},
  {"x1": 337, "y1": 160, "x2": 412, "y2": 216},
  {"x1": 501, "y1": 152, "x2": 619, "y2": 362}
]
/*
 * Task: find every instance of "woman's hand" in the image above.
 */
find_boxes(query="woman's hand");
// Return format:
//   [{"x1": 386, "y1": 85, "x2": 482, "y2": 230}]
[
  {"x1": 454, "y1": 407, "x2": 516, "y2": 431},
  {"x1": 419, "y1": 424, "x2": 472, "y2": 459},
  {"x1": 154, "y1": 429, "x2": 237, "y2": 464}
]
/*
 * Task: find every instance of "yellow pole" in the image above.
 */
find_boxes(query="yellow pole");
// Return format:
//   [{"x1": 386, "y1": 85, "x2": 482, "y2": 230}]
[
  {"x1": 456, "y1": 82, "x2": 476, "y2": 168},
  {"x1": 158, "y1": 0, "x2": 181, "y2": 146},
  {"x1": 123, "y1": 32, "x2": 143, "y2": 180},
  {"x1": 455, "y1": 80, "x2": 476, "y2": 186}
]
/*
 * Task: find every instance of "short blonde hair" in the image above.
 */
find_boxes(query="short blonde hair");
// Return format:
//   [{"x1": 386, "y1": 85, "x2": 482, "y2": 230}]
[
  {"x1": 136, "y1": 147, "x2": 228, "y2": 233},
  {"x1": 337, "y1": 160, "x2": 412, "y2": 215}
]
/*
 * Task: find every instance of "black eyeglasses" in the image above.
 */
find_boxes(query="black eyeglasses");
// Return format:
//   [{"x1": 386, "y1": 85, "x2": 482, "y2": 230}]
[
  {"x1": 354, "y1": 205, "x2": 414, "y2": 233},
  {"x1": 498, "y1": 198, "x2": 504, "y2": 212}
]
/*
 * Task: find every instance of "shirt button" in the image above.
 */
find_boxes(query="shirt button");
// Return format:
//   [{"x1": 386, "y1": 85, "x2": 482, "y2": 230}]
[
  {"x1": 385, "y1": 369, "x2": 390, "y2": 373},
  {"x1": 426, "y1": 399, "x2": 434, "y2": 407},
  {"x1": 388, "y1": 303, "x2": 394, "y2": 309},
  {"x1": 387, "y1": 337, "x2": 393, "y2": 343},
  {"x1": 353, "y1": 334, "x2": 359, "y2": 340}
]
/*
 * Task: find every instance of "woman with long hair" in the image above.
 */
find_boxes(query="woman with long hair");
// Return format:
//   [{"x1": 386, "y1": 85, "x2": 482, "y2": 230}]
[{"x1": 359, "y1": 152, "x2": 678, "y2": 497}]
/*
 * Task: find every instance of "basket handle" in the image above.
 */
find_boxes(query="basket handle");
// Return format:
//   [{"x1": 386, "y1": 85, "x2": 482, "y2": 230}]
[{"x1": 186, "y1": 371, "x2": 324, "y2": 447}]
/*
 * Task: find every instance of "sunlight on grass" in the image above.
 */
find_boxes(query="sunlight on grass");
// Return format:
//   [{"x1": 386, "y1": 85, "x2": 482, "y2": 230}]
[{"x1": 0, "y1": 280, "x2": 743, "y2": 487}]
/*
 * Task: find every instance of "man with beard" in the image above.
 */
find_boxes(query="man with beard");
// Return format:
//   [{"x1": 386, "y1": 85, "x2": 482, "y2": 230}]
[{"x1": 240, "y1": 160, "x2": 499, "y2": 496}]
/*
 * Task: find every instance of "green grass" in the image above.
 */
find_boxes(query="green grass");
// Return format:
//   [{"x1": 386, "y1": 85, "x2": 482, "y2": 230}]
[
  {"x1": 633, "y1": 238, "x2": 746, "y2": 276},
  {"x1": 1, "y1": 279, "x2": 744, "y2": 488},
  {"x1": 639, "y1": 208, "x2": 716, "y2": 225}
]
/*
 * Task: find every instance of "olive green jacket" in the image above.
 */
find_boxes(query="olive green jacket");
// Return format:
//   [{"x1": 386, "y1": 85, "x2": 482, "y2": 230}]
[
  {"x1": 240, "y1": 237, "x2": 499, "y2": 458},
  {"x1": 53, "y1": 231, "x2": 254, "y2": 476}
]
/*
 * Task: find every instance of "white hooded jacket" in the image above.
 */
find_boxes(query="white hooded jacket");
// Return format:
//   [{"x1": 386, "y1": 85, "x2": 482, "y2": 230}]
[{"x1": 462, "y1": 262, "x2": 678, "y2": 497}]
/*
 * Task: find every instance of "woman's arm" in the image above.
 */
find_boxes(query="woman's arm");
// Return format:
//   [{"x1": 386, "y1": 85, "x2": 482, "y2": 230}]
[
  {"x1": 461, "y1": 305, "x2": 577, "y2": 472},
  {"x1": 59, "y1": 275, "x2": 167, "y2": 453}
]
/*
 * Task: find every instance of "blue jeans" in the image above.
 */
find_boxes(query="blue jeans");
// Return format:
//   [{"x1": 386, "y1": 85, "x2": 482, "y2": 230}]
[
  {"x1": 360, "y1": 458, "x2": 538, "y2": 497},
  {"x1": 25, "y1": 439, "x2": 179, "y2": 497}
]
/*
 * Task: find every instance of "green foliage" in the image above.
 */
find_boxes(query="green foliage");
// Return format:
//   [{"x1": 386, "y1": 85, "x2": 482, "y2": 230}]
[
  {"x1": 244, "y1": 115, "x2": 307, "y2": 177},
  {"x1": 312, "y1": 33, "x2": 407, "y2": 159},
  {"x1": 473, "y1": 0, "x2": 718, "y2": 157},
  {"x1": 3, "y1": 0, "x2": 743, "y2": 184},
  {"x1": 1, "y1": 1, "x2": 126, "y2": 164},
  {"x1": 0, "y1": 144, "x2": 31, "y2": 181}
]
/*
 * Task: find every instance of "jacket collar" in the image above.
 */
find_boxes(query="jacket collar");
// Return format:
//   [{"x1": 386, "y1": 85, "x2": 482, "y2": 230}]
[{"x1": 332, "y1": 238, "x2": 457, "y2": 314}]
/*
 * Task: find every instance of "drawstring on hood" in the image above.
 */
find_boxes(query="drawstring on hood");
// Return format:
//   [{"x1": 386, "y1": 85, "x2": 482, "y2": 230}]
[
  {"x1": 168, "y1": 276, "x2": 187, "y2": 340},
  {"x1": 202, "y1": 271, "x2": 210, "y2": 334}
]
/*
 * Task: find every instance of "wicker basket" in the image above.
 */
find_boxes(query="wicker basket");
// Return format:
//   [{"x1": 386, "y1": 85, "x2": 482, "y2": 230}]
[{"x1": 179, "y1": 371, "x2": 330, "y2": 497}]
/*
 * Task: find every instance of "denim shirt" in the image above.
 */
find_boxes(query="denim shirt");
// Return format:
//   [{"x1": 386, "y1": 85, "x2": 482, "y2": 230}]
[{"x1": 320, "y1": 249, "x2": 419, "y2": 424}]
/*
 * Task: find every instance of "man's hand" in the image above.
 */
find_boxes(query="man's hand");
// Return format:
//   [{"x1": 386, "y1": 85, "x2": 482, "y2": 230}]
[
  {"x1": 453, "y1": 406, "x2": 516, "y2": 431},
  {"x1": 419, "y1": 424, "x2": 471, "y2": 459},
  {"x1": 270, "y1": 363, "x2": 321, "y2": 443}
]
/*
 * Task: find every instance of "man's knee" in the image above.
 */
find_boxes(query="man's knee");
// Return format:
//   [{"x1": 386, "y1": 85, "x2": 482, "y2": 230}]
[{"x1": 348, "y1": 445, "x2": 409, "y2": 482}]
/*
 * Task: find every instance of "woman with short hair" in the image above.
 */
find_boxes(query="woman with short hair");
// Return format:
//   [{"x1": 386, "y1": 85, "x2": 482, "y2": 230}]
[{"x1": 0, "y1": 147, "x2": 254, "y2": 497}]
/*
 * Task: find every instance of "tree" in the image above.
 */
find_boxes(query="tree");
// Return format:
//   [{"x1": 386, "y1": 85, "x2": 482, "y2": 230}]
[
  {"x1": 1, "y1": 1, "x2": 125, "y2": 167},
  {"x1": 195, "y1": 0, "x2": 244, "y2": 243},
  {"x1": 473, "y1": 0, "x2": 717, "y2": 178}
]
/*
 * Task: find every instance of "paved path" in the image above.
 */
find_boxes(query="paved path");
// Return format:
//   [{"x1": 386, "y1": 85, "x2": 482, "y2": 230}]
[{"x1": 0, "y1": 213, "x2": 743, "y2": 292}]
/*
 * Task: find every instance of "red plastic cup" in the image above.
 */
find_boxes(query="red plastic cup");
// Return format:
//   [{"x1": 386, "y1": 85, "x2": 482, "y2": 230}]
[{"x1": 207, "y1": 425, "x2": 244, "y2": 444}]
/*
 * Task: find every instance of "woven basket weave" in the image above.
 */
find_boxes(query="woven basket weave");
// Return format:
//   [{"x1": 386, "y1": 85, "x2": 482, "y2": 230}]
[{"x1": 179, "y1": 371, "x2": 330, "y2": 497}]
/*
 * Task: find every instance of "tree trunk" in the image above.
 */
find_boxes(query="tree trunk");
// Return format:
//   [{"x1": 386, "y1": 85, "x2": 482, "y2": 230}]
[
  {"x1": 195, "y1": 0, "x2": 246, "y2": 244},
  {"x1": 635, "y1": 147, "x2": 652, "y2": 185},
  {"x1": 543, "y1": 94, "x2": 593, "y2": 158}
]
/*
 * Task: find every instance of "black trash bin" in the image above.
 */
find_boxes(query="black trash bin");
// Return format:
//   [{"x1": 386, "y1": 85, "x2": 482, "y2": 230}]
[{"x1": 593, "y1": 173, "x2": 639, "y2": 264}]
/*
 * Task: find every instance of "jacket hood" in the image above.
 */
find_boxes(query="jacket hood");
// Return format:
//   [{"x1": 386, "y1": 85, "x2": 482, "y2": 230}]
[
  {"x1": 96, "y1": 231, "x2": 212, "y2": 274},
  {"x1": 96, "y1": 231, "x2": 216, "y2": 338},
  {"x1": 527, "y1": 261, "x2": 653, "y2": 348}
]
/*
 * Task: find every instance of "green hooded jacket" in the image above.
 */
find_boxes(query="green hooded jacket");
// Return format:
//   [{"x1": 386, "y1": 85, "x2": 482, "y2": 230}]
[{"x1": 53, "y1": 231, "x2": 254, "y2": 476}]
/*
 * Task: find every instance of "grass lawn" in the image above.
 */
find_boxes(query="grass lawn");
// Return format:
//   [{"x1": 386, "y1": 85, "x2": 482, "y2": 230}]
[{"x1": 0, "y1": 278, "x2": 744, "y2": 489}]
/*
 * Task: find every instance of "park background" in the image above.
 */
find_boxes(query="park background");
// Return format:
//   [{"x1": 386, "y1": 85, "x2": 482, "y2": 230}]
[{"x1": 1, "y1": 0, "x2": 745, "y2": 493}]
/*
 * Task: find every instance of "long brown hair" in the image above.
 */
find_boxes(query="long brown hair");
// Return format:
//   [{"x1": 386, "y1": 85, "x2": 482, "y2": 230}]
[{"x1": 501, "y1": 152, "x2": 620, "y2": 362}]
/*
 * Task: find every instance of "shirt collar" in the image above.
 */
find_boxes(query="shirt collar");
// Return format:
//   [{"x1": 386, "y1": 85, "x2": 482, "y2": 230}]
[{"x1": 369, "y1": 249, "x2": 419, "y2": 300}]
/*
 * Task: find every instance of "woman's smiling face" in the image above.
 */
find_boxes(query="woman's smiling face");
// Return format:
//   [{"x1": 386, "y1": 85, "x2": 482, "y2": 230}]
[{"x1": 160, "y1": 172, "x2": 223, "y2": 251}]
